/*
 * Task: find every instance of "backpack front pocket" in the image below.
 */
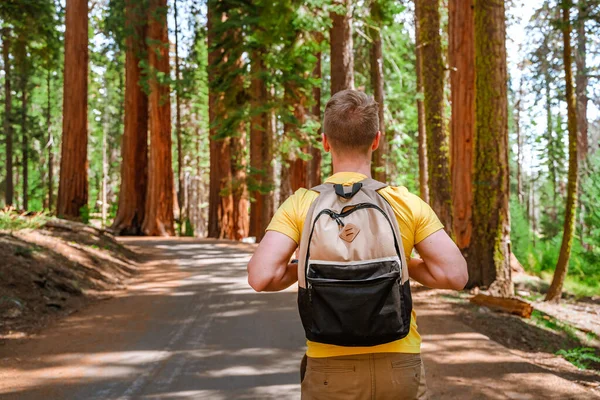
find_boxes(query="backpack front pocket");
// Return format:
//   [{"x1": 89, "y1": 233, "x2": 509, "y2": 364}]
[{"x1": 306, "y1": 270, "x2": 404, "y2": 346}]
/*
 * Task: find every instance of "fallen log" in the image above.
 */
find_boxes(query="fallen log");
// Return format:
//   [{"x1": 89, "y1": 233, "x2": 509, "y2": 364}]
[{"x1": 470, "y1": 294, "x2": 533, "y2": 319}]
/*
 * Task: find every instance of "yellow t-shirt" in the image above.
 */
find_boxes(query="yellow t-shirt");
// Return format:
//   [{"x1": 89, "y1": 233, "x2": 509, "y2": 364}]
[{"x1": 267, "y1": 171, "x2": 444, "y2": 358}]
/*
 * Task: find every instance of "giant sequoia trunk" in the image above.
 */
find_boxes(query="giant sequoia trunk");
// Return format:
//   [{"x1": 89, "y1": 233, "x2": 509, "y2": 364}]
[
  {"x1": 416, "y1": 0, "x2": 452, "y2": 231},
  {"x1": 449, "y1": 0, "x2": 475, "y2": 251},
  {"x1": 413, "y1": 3, "x2": 429, "y2": 203},
  {"x1": 330, "y1": 0, "x2": 354, "y2": 94},
  {"x1": 370, "y1": 0, "x2": 386, "y2": 182},
  {"x1": 3, "y1": 29, "x2": 14, "y2": 207},
  {"x1": 289, "y1": 88, "x2": 308, "y2": 192},
  {"x1": 142, "y1": 0, "x2": 175, "y2": 236},
  {"x1": 545, "y1": 0, "x2": 579, "y2": 303},
  {"x1": 112, "y1": 0, "x2": 148, "y2": 235},
  {"x1": 57, "y1": 0, "x2": 88, "y2": 219},
  {"x1": 230, "y1": 49, "x2": 249, "y2": 241},
  {"x1": 207, "y1": 3, "x2": 236, "y2": 239},
  {"x1": 249, "y1": 52, "x2": 274, "y2": 241},
  {"x1": 470, "y1": 0, "x2": 512, "y2": 296},
  {"x1": 174, "y1": 0, "x2": 185, "y2": 231}
]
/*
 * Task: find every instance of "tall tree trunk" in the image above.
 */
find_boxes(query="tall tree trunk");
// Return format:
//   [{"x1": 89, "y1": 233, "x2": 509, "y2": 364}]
[
  {"x1": 174, "y1": 0, "x2": 184, "y2": 233},
  {"x1": 290, "y1": 89, "x2": 308, "y2": 192},
  {"x1": 370, "y1": 0, "x2": 386, "y2": 182},
  {"x1": 449, "y1": 0, "x2": 475, "y2": 250},
  {"x1": 112, "y1": 0, "x2": 149, "y2": 235},
  {"x1": 21, "y1": 74, "x2": 28, "y2": 210},
  {"x1": 57, "y1": 0, "x2": 88, "y2": 219},
  {"x1": 470, "y1": 0, "x2": 512, "y2": 297},
  {"x1": 230, "y1": 47, "x2": 249, "y2": 240},
  {"x1": 231, "y1": 122, "x2": 249, "y2": 241},
  {"x1": 207, "y1": 3, "x2": 234, "y2": 239},
  {"x1": 414, "y1": 2, "x2": 429, "y2": 203},
  {"x1": 330, "y1": 0, "x2": 354, "y2": 94},
  {"x1": 47, "y1": 69, "x2": 54, "y2": 211},
  {"x1": 416, "y1": 0, "x2": 452, "y2": 231},
  {"x1": 249, "y1": 52, "x2": 274, "y2": 241},
  {"x1": 142, "y1": 0, "x2": 175, "y2": 236},
  {"x1": 545, "y1": 77, "x2": 558, "y2": 217},
  {"x1": 308, "y1": 34, "x2": 323, "y2": 188},
  {"x1": 545, "y1": 0, "x2": 579, "y2": 303},
  {"x1": 515, "y1": 75, "x2": 524, "y2": 204},
  {"x1": 575, "y1": 1, "x2": 588, "y2": 161},
  {"x1": 3, "y1": 29, "x2": 13, "y2": 207}
]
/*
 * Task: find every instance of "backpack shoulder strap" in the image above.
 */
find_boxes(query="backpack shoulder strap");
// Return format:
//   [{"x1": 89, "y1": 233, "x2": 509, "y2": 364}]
[
  {"x1": 359, "y1": 178, "x2": 388, "y2": 192},
  {"x1": 309, "y1": 183, "x2": 333, "y2": 193}
]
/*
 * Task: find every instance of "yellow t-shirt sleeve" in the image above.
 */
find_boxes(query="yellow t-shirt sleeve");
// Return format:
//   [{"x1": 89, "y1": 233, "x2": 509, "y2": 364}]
[
  {"x1": 266, "y1": 196, "x2": 302, "y2": 244},
  {"x1": 266, "y1": 188, "x2": 316, "y2": 244},
  {"x1": 414, "y1": 197, "x2": 444, "y2": 244}
]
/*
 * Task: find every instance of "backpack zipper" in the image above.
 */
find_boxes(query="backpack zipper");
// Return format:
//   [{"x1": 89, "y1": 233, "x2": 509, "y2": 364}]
[{"x1": 304, "y1": 203, "x2": 403, "y2": 286}]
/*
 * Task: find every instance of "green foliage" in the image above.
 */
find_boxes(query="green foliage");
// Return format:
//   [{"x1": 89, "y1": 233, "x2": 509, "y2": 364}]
[
  {"x1": 556, "y1": 347, "x2": 600, "y2": 370},
  {"x1": 0, "y1": 209, "x2": 48, "y2": 230}
]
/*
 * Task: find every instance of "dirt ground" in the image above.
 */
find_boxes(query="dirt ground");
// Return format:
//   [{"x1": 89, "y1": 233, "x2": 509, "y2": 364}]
[
  {"x1": 1, "y1": 237, "x2": 599, "y2": 399},
  {"x1": 0, "y1": 220, "x2": 138, "y2": 340}
]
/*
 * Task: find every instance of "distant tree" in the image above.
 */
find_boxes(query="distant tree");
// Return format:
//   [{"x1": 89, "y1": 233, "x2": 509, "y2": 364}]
[
  {"x1": 249, "y1": 48, "x2": 273, "y2": 241},
  {"x1": 416, "y1": 0, "x2": 452, "y2": 231},
  {"x1": 369, "y1": 0, "x2": 386, "y2": 182},
  {"x1": 413, "y1": 0, "x2": 428, "y2": 202},
  {"x1": 112, "y1": 0, "x2": 149, "y2": 235},
  {"x1": 308, "y1": 32, "x2": 323, "y2": 188},
  {"x1": 57, "y1": 0, "x2": 89, "y2": 219},
  {"x1": 2, "y1": 28, "x2": 13, "y2": 207},
  {"x1": 470, "y1": 0, "x2": 512, "y2": 296},
  {"x1": 142, "y1": 0, "x2": 175, "y2": 236},
  {"x1": 546, "y1": 0, "x2": 580, "y2": 302},
  {"x1": 449, "y1": 0, "x2": 475, "y2": 251},
  {"x1": 330, "y1": 0, "x2": 354, "y2": 93}
]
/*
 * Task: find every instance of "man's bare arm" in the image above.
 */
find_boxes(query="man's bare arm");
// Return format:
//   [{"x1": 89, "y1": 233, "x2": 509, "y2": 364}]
[
  {"x1": 409, "y1": 230, "x2": 468, "y2": 290},
  {"x1": 247, "y1": 231, "x2": 298, "y2": 292}
]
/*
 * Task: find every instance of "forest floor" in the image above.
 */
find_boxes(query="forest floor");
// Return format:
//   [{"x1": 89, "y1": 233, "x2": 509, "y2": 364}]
[
  {"x1": 0, "y1": 237, "x2": 599, "y2": 399},
  {"x1": 0, "y1": 219, "x2": 139, "y2": 340}
]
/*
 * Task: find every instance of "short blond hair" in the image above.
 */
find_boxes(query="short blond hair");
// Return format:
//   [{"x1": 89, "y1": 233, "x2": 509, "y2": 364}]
[{"x1": 323, "y1": 89, "x2": 379, "y2": 152}]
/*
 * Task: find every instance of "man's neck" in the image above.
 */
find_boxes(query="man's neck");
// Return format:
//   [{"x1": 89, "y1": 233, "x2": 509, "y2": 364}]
[{"x1": 331, "y1": 155, "x2": 373, "y2": 178}]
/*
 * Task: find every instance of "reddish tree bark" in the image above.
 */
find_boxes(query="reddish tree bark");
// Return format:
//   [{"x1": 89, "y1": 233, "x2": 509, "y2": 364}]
[
  {"x1": 416, "y1": 0, "x2": 453, "y2": 232},
  {"x1": 249, "y1": 51, "x2": 274, "y2": 241},
  {"x1": 207, "y1": 3, "x2": 235, "y2": 239},
  {"x1": 330, "y1": 0, "x2": 354, "y2": 94},
  {"x1": 470, "y1": 0, "x2": 511, "y2": 296},
  {"x1": 370, "y1": 0, "x2": 386, "y2": 182},
  {"x1": 112, "y1": 0, "x2": 148, "y2": 235},
  {"x1": 413, "y1": 3, "x2": 429, "y2": 203},
  {"x1": 230, "y1": 47, "x2": 249, "y2": 240},
  {"x1": 449, "y1": 0, "x2": 475, "y2": 250},
  {"x1": 57, "y1": 0, "x2": 88, "y2": 219},
  {"x1": 142, "y1": 0, "x2": 175, "y2": 236}
]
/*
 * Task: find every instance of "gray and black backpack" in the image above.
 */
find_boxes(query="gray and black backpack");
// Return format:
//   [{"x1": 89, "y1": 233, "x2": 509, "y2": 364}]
[{"x1": 297, "y1": 178, "x2": 412, "y2": 346}]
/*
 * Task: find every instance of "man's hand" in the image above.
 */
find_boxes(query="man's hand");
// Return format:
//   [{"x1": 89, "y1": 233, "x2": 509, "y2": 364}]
[
  {"x1": 247, "y1": 231, "x2": 298, "y2": 292},
  {"x1": 409, "y1": 230, "x2": 468, "y2": 290}
]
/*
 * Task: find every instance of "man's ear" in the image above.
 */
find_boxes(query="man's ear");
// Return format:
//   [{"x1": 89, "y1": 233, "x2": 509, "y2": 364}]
[
  {"x1": 371, "y1": 131, "x2": 382, "y2": 151},
  {"x1": 322, "y1": 133, "x2": 331, "y2": 153}
]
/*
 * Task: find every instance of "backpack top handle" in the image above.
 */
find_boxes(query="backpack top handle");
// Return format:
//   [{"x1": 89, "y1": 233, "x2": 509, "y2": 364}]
[{"x1": 333, "y1": 182, "x2": 363, "y2": 199}]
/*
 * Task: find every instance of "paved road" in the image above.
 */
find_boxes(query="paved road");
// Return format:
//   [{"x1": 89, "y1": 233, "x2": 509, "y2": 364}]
[{"x1": 1, "y1": 238, "x2": 598, "y2": 399}]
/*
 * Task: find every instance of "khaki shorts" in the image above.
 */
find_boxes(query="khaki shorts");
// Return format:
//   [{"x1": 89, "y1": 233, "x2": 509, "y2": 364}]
[{"x1": 300, "y1": 353, "x2": 428, "y2": 400}]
